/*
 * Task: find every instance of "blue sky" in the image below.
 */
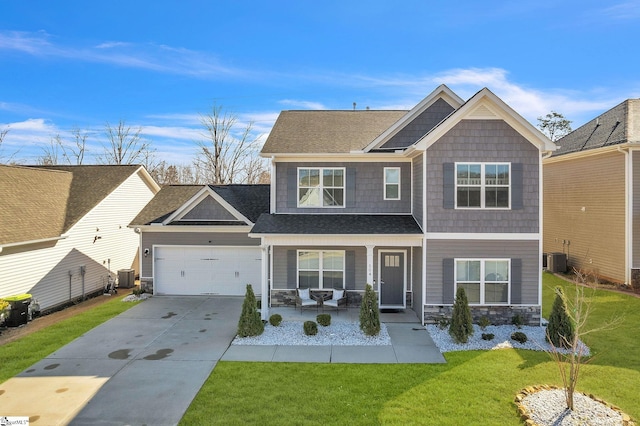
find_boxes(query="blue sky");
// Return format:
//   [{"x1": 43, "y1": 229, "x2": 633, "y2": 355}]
[{"x1": 1, "y1": 0, "x2": 639, "y2": 164}]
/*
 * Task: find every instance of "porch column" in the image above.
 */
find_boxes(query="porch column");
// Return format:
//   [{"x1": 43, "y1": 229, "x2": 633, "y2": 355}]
[
  {"x1": 260, "y1": 244, "x2": 269, "y2": 321},
  {"x1": 366, "y1": 245, "x2": 375, "y2": 286}
]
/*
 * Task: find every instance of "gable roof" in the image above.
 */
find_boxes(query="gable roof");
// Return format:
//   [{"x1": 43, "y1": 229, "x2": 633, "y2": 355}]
[
  {"x1": 130, "y1": 184, "x2": 270, "y2": 226},
  {"x1": 552, "y1": 99, "x2": 640, "y2": 156},
  {"x1": 364, "y1": 84, "x2": 463, "y2": 151},
  {"x1": 261, "y1": 110, "x2": 406, "y2": 154},
  {"x1": 413, "y1": 87, "x2": 557, "y2": 152},
  {"x1": 0, "y1": 165, "x2": 72, "y2": 246},
  {"x1": 1, "y1": 164, "x2": 158, "y2": 247}
]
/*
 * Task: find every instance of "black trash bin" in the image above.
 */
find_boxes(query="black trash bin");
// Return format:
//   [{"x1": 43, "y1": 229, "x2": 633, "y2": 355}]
[{"x1": 4, "y1": 294, "x2": 32, "y2": 327}]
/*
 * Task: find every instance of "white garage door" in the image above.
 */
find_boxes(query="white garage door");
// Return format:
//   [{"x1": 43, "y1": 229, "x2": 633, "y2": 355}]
[{"x1": 154, "y1": 246, "x2": 262, "y2": 296}]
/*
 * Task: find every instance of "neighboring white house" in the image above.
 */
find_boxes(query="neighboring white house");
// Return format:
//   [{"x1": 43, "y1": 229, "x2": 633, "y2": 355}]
[{"x1": 0, "y1": 165, "x2": 159, "y2": 312}]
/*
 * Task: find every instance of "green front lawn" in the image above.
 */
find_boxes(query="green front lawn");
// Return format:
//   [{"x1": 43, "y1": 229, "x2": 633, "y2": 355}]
[
  {"x1": 181, "y1": 273, "x2": 640, "y2": 425},
  {"x1": 0, "y1": 295, "x2": 139, "y2": 383}
]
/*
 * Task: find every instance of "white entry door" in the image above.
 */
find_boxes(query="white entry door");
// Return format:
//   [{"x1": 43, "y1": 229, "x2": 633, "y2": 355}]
[{"x1": 154, "y1": 246, "x2": 261, "y2": 296}]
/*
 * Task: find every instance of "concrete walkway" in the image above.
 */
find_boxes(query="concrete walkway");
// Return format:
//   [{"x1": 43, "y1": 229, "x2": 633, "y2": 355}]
[{"x1": 0, "y1": 297, "x2": 444, "y2": 426}]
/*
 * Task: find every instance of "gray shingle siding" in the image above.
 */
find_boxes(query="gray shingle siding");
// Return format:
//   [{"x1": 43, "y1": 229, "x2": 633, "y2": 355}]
[
  {"x1": 183, "y1": 196, "x2": 237, "y2": 221},
  {"x1": 425, "y1": 239, "x2": 539, "y2": 305},
  {"x1": 275, "y1": 162, "x2": 411, "y2": 213},
  {"x1": 425, "y1": 119, "x2": 540, "y2": 233},
  {"x1": 380, "y1": 98, "x2": 455, "y2": 149}
]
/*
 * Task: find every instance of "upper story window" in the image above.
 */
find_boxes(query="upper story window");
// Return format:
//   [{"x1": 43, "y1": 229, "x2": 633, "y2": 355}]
[
  {"x1": 456, "y1": 163, "x2": 510, "y2": 209},
  {"x1": 455, "y1": 259, "x2": 510, "y2": 305},
  {"x1": 384, "y1": 167, "x2": 400, "y2": 200},
  {"x1": 298, "y1": 167, "x2": 345, "y2": 207}
]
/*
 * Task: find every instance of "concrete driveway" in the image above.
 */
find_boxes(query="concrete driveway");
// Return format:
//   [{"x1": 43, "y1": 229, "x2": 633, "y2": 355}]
[{"x1": 0, "y1": 296, "x2": 242, "y2": 426}]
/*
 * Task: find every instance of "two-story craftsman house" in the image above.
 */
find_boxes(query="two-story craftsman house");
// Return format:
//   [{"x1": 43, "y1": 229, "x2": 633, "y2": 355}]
[
  {"x1": 251, "y1": 85, "x2": 556, "y2": 325},
  {"x1": 132, "y1": 85, "x2": 555, "y2": 326}
]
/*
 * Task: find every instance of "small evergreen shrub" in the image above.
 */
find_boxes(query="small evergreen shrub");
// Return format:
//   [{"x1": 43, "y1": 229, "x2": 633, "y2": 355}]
[
  {"x1": 303, "y1": 321, "x2": 318, "y2": 336},
  {"x1": 269, "y1": 314, "x2": 283, "y2": 327},
  {"x1": 546, "y1": 286, "x2": 575, "y2": 349},
  {"x1": 237, "y1": 284, "x2": 264, "y2": 337},
  {"x1": 359, "y1": 284, "x2": 381, "y2": 336},
  {"x1": 511, "y1": 314, "x2": 524, "y2": 329},
  {"x1": 317, "y1": 314, "x2": 331, "y2": 327},
  {"x1": 132, "y1": 286, "x2": 144, "y2": 296},
  {"x1": 511, "y1": 331, "x2": 528, "y2": 344},
  {"x1": 481, "y1": 333, "x2": 495, "y2": 341},
  {"x1": 437, "y1": 317, "x2": 450, "y2": 330},
  {"x1": 478, "y1": 316, "x2": 491, "y2": 330},
  {"x1": 449, "y1": 287, "x2": 473, "y2": 344}
]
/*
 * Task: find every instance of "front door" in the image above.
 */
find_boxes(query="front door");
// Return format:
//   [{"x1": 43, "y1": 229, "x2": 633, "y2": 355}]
[{"x1": 379, "y1": 251, "x2": 405, "y2": 308}]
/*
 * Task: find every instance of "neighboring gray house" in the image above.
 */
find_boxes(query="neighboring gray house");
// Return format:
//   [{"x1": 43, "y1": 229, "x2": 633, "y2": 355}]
[
  {"x1": 251, "y1": 85, "x2": 556, "y2": 325},
  {"x1": 129, "y1": 184, "x2": 270, "y2": 296},
  {"x1": 0, "y1": 165, "x2": 159, "y2": 312}
]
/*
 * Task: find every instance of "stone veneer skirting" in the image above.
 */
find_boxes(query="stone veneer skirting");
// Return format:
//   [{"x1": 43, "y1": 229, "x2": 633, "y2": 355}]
[{"x1": 423, "y1": 305, "x2": 541, "y2": 326}]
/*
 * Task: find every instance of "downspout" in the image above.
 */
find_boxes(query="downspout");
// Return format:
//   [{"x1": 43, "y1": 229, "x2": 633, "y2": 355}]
[
  {"x1": 617, "y1": 145, "x2": 631, "y2": 285},
  {"x1": 68, "y1": 270, "x2": 73, "y2": 302},
  {"x1": 539, "y1": 150, "x2": 553, "y2": 326}
]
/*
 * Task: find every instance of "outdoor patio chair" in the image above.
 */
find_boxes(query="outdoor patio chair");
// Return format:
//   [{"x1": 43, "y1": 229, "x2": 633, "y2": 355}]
[
  {"x1": 296, "y1": 288, "x2": 320, "y2": 312},
  {"x1": 322, "y1": 289, "x2": 347, "y2": 314}
]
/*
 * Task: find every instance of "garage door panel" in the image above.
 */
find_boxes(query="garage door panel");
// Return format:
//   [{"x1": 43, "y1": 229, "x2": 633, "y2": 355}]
[{"x1": 154, "y1": 246, "x2": 261, "y2": 296}]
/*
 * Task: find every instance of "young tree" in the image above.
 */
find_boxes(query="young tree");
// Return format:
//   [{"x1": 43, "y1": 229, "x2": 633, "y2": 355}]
[
  {"x1": 0, "y1": 127, "x2": 19, "y2": 164},
  {"x1": 194, "y1": 104, "x2": 266, "y2": 184},
  {"x1": 359, "y1": 284, "x2": 380, "y2": 336},
  {"x1": 449, "y1": 287, "x2": 473, "y2": 343},
  {"x1": 546, "y1": 286, "x2": 575, "y2": 348},
  {"x1": 546, "y1": 270, "x2": 623, "y2": 411},
  {"x1": 237, "y1": 284, "x2": 264, "y2": 337},
  {"x1": 537, "y1": 111, "x2": 572, "y2": 141},
  {"x1": 97, "y1": 120, "x2": 151, "y2": 165}
]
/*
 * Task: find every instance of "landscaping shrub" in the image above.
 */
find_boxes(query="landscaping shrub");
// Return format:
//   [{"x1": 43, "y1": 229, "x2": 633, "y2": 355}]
[
  {"x1": 359, "y1": 284, "x2": 381, "y2": 336},
  {"x1": 511, "y1": 314, "x2": 524, "y2": 329},
  {"x1": 546, "y1": 286, "x2": 575, "y2": 348},
  {"x1": 449, "y1": 287, "x2": 473, "y2": 343},
  {"x1": 303, "y1": 321, "x2": 318, "y2": 336},
  {"x1": 237, "y1": 284, "x2": 264, "y2": 337},
  {"x1": 478, "y1": 316, "x2": 491, "y2": 330},
  {"x1": 511, "y1": 331, "x2": 528, "y2": 344},
  {"x1": 317, "y1": 314, "x2": 331, "y2": 327},
  {"x1": 437, "y1": 317, "x2": 450, "y2": 330},
  {"x1": 269, "y1": 314, "x2": 282, "y2": 327},
  {"x1": 481, "y1": 333, "x2": 494, "y2": 341}
]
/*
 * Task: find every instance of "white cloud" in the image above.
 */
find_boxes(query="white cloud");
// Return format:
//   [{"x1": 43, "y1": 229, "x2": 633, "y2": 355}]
[
  {"x1": 278, "y1": 99, "x2": 327, "y2": 110},
  {"x1": 0, "y1": 30, "x2": 244, "y2": 79}
]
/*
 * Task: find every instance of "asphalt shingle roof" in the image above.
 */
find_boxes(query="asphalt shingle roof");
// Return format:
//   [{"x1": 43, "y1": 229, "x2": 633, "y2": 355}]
[
  {"x1": 250, "y1": 214, "x2": 423, "y2": 235},
  {"x1": 553, "y1": 99, "x2": 639, "y2": 156},
  {"x1": 261, "y1": 110, "x2": 407, "y2": 154},
  {"x1": 0, "y1": 165, "x2": 71, "y2": 245},
  {"x1": 1, "y1": 164, "x2": 145, "y2": 246},
  {"x1": 130, "y1": 184, "x2": 270, "y2": 226}
]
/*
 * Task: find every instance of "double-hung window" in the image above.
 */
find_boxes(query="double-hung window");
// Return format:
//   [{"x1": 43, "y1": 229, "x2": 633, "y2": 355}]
[
  {"x1": 384, "y1": 167, "x2": 400, "y2": 200},
  {"x1": 456, "y1": 163, "x2": 510, "y2": 208},
  {"x1": 298, "y1": 250, "x2": 345, "y2": 289},
  {"x1": 455, "y1": 259, "x2": 510, "y2": 304},
  {"x1": 298, "y1": 168, "x2": 345, "y2": 207}
]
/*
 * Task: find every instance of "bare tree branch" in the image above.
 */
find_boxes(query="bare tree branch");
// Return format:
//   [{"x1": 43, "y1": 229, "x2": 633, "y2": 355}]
[
  {"x1": 194, "y1": 104, "x2": 267, "y2": 184},
  {"x1": 98, "y1": 120, "x2": 150, "y2": 165}
]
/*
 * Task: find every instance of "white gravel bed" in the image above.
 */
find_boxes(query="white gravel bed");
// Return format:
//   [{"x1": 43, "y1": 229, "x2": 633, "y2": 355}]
[
  {"x1": 121, "y1": 293, "x2": 152, "y2": 302},
  {"x1": 426, "y1": 324, "x2": 591, "y2": 355},
  {"x1": 522, "y1": 389, "x2": 623, "y2": 425},
  {"x1": 232, "y1": 321, "x2": 391, "y2": 346}
]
